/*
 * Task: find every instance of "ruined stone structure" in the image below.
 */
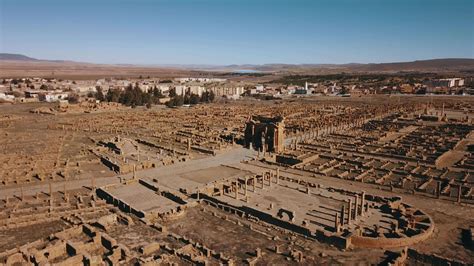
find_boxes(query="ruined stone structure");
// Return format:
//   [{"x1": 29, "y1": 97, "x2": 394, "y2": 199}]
[
  {"x1": 1, "y1": 96, "x2": 474, "y2": 265},
  {"x1": 245, "y1": 115, "x2": 285, "y2": 153},
  {"x1": 202, "y1": 170, "x2": 435, "y2": 250}
]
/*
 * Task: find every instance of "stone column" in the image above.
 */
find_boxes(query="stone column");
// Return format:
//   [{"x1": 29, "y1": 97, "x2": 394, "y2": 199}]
[
  {"x1": 235, "y1": 181, "x2": 239, "y2": 200},
  {"x1": 457, "y1": 184, "x2": 462, "y2": 203},
  {"x1": 341, "y1": 205, "x2": 345, "y2": 226},
  {"x1": 354, "y1": 194, "x2": 359, "y2": 219},
  {"x1": 276, "y1": 168, "x2": 280, "y2": 185},
  {"x1": 255, "y1": 248, "x2": 262, "y2": 258},
  {"x1": 244, "y1": 177, "x2": 248, "y2": 196},
  {"x1": 436, "y1": 181, "x2": 441, "y2": 199},
  {"x1": 348, "y1": 199, "x2": 353, "y2": 223},
  {"x1": 133, "y1": 164, "x2": 137, "y2": 179},
  {"x1": 360, "y1": 191, "x2": 365, "y2": 216},
  {"x1": 335, "y1": 212, "x2": 340, "y2": 233},
  {"x1": 253, "y1": 176, "x2": 256, "y2": 192}
]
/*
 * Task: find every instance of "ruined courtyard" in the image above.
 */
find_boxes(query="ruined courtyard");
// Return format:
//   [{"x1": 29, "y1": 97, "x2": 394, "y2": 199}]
[{"x1": 1, "y1": 96, "x2": 473, "y2": 265}]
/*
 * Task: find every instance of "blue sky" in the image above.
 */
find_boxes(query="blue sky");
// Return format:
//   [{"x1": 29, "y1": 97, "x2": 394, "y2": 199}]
[{"x1": 0, "y1": 0, "x2": 473, "y2": 65}]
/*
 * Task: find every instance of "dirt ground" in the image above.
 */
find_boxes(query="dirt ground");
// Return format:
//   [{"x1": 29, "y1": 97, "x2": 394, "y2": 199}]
[
  {"x1": 0, "y1": 220, "x2": 70, "y2": 252},
  {"x1": 165, "y1": 206, "x2": 387, "y2": 265}
]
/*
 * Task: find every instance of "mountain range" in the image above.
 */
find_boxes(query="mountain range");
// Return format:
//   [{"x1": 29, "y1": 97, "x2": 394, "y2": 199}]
[{"x1": 1, "y1": 53, "x2": 473, "y2": 78}]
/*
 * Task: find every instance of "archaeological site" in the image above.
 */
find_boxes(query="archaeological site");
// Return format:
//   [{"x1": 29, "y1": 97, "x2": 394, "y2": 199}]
[
  {"x1": 1, "y1": 94, "x2": 473, "y2": 266},
  {"x1": 2, "y1": 0, "x2": 474, "y2": 264}
]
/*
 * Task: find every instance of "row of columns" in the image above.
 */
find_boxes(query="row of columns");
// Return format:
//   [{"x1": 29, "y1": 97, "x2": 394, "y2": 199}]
[
  {"x1": 435, "y1": 181, "x2": 463, "y2": 203},
  {"x1": 290, "y1": 117, "x2": 368, "y2": 147},
  {"x1": 8, "y1": 176, "x2": 98, "y2": 204},
  {"x1": 335, "y1": 191, "x2": 367, "y2": 232},
  {"x1": 228, "y1": 169, "x2": 281, "y2": 200}
]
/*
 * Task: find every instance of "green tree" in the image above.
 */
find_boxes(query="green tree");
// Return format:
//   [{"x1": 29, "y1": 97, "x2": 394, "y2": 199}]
[
  {"x1": 339, "y1": 86, "x2": 348, "y2": 95},
  {"x1": 166, "y1": 95, "x2": 184, "y2": 107},
  {"x1": 200, "y1": 91, "x2": 209, "y2": 102},
  {"x1": 152, "y1": 86, "x2": 163, "y2": 98},
  {"x1": 106, "y1": 88, "x2": 121, "y2": 102},
  {"x1": 175, "y1": 95, "x2": 184, "y2": 106},
  {"x1": 209, "y1": 91, "x2": 215, "y2": 102},
  {"x1": 68, "y1": 94, "x2": 80, "y2": 104},
  {"x1": 190, "y1": 94, "x2": 200, "y2": 105},
  {"x1": 95, "y1": 86, "x2": 105, "y2": 101},
  {"x1": 169, "y1": 88, "x2": 176, "y2": 97}
]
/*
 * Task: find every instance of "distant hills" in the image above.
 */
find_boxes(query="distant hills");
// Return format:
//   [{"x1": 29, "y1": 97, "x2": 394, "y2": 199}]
[
  {"x1": 351, "y1": 58, "x2": 474, "y2": 72},
  {"x1": 0, "y1": 53, "x2": 74, "y2": 63},
  {"x1": 0, "y1": 53, "x2": 39, "y2": 61},
  {"x1": 210, "y1": 59, "x2": 474, "y2": 73},
  {"x1": 1, "y1": 53, "x2": 473, "y2": 78}
]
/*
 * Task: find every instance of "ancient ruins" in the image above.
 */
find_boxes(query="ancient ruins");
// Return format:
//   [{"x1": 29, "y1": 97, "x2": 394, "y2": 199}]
[
  {"x1": 244, "y1": 115, "x2": 285, "y2": 153},
  {"x1": 1, "y1": 96, "x2": 473, "y2": 265}
]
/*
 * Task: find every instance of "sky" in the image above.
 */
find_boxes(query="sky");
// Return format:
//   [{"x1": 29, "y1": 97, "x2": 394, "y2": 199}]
[{"x1": 0, "y1": 0, "x2": 473, "y2": 65}]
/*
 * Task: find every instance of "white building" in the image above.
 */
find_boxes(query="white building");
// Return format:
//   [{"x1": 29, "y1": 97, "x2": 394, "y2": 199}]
[
  {"x1": 425, "y1": 78, "x2": 465, "y2": 88},
  {"x1": 138, "y1": 84, "x2": 150, "y2": 93},
  {"x1": 251, "y1": 85, "x2": 265, "y2": 94},
  {"x1": 440, "y1": 78, "x2": 465, "y2": 87},
  {"x1": 175, "y1": 77, "x2": 227, "y2": 83},
  {"x1": 72, "y1": 86, "x2": 96, "y2": 93},
  {"x1": 172, "y1": 85, "x2": 206, "y2": 96},
  {"x1": 175, "y1": 85, "x2": 186, "y2": 96},
  {"x1": 45, "y1": 93, "x2": 69, "y2": 102},
  {"x1": 0, "y1": 92, "x2": 14, "y2": 101},
  {"x1": 188, "y1": 85, "x2": 205, "y2": 96},
  {"x1": 158, "y1": 85, "x2": 171, "y2": 93},
  {"x1": 207, "y1": 86, "x2": 244, "y2": 99}
]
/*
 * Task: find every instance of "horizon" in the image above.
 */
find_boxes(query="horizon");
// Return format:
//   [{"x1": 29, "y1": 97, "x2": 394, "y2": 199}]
[
  {"x1": 1, "y1": 0, "x2": 473, "y2": 65},
  {"x1": 1, "y1": 52, "x2": 473, "y2": 67}
]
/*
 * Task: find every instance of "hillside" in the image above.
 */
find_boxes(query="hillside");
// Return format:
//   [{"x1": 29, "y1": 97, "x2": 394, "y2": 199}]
[
  {"x1": 352, "y1": 58, "x2": 474, "y2": 72},
  {"x1": 1, "y1": 53, "x2": 473, "y2": 78},
  {"x1": 193, "y1": 59, "x2": 474, "y2": 73},
  {"x1": 0, "y1": 53, "x2": 38, "y2": 61}
]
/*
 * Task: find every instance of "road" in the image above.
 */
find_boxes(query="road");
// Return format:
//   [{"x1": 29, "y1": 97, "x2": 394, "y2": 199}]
[{"x1": 0, "y1": 146, "x2": 256, "y2": 198}]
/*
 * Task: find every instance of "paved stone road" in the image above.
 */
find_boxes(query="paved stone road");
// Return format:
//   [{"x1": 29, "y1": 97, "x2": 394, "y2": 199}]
[{"x1": 0, "y1": 147, "x2": 256, "y2": 198}]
